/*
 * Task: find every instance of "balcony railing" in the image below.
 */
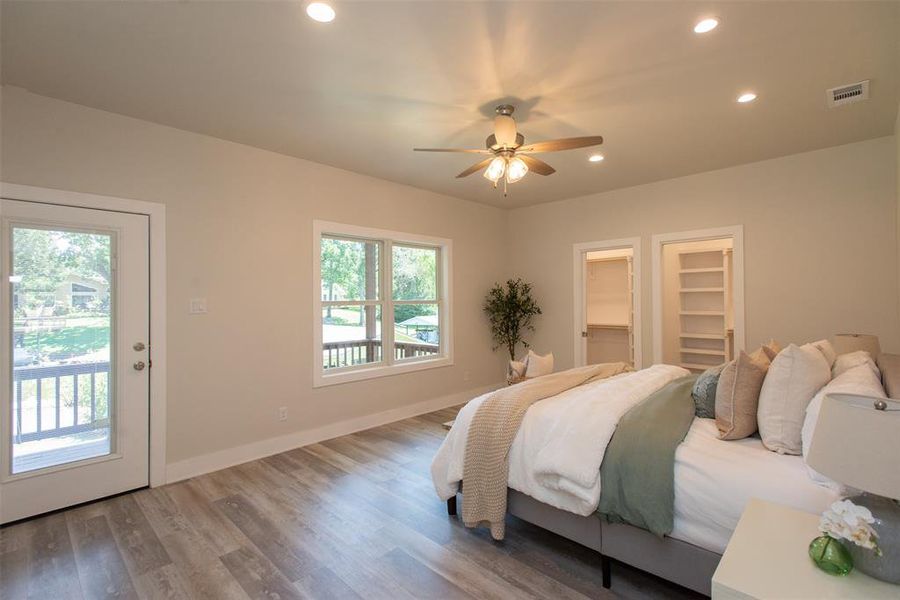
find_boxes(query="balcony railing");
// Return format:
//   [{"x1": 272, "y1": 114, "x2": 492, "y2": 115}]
[
  {"x1": 323, "y1": 340, "x2": 439, "y2": 369},
  {"x1": 13, "y1": 361, "x2": 110, "y2": 443}
]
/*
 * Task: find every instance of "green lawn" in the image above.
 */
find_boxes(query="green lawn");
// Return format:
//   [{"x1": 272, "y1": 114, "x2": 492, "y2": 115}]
[{"x1": 19, "y1": 320, "x2": 110, "y2": 357}]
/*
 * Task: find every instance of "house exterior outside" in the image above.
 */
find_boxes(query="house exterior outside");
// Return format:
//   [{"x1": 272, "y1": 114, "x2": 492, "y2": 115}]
[{"x1": 53, "y1": 276, "x2": 109, "y2": 309}]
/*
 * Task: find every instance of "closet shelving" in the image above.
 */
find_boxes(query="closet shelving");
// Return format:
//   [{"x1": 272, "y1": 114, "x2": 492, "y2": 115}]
[
  {"x1": 586, "y1": 255, "x2": 634, "y2": 367},
  {"x1": 678, "y1": 248, "x2": 733, "y2": 373}
]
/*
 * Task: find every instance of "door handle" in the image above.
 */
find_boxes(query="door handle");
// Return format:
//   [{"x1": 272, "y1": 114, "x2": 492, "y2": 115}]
[
  {"x1": 133, "y1": 361, "x2": 146, "y2": 371},
  {"x1": 133, "y1": 342, "x2": 146, "y2": 352}
]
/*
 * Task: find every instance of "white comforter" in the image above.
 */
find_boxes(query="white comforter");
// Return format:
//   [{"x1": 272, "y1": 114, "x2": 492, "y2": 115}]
[
  {"x1": 673, "y1": 418, "x2": 838, "y2": 553},
  {"x1": 431, "y1": 364, "x2": 690, "y2": 516}
]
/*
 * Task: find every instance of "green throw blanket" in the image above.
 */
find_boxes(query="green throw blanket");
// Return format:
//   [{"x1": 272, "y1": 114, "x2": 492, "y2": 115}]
[{"x1": 597, "y1": 374, "x2": 698, "y2": 537}]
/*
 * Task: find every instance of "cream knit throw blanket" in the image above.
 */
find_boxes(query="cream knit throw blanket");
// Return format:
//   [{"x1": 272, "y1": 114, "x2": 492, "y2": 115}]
[{"x1": 461, "y1": 362, "x2": 632, "y2": 540}]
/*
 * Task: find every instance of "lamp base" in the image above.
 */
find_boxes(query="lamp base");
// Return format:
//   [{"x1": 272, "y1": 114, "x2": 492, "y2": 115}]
[{"x1": 845, "y1": 493, "x2": 900, "y2": 584}]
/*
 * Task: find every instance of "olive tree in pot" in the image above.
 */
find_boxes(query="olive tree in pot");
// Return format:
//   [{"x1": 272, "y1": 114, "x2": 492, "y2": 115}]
[{"x1": 483, "y1": 278, "x2": 542, "y2": 382}]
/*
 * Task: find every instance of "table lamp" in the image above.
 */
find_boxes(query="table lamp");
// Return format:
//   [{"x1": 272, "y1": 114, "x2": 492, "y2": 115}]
[
  {"x1": 807, "y1": 393, "x2": 900, "y2": 582},
  {"x1": 831, "y1": 334, "x2": 881, "y2": 357}
]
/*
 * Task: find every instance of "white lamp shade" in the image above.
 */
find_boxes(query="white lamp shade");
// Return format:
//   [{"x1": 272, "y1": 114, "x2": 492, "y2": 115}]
[
  {"x1": 832, "y1": 333, "x2": 881, "y2": 357},
  {"x1": 806, "y1": 393, "x2": 900, "y2": 500}
]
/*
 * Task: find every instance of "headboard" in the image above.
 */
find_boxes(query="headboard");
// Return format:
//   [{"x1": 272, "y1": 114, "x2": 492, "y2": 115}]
[{"x1": 876, "y1": 353, "x2": 900, "y2": 399}]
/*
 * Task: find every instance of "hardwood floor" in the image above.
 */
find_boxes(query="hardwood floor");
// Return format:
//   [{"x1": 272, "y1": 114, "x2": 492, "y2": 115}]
[{"x1": 1, "y1": 406, "x2": 705, "y2": 599}]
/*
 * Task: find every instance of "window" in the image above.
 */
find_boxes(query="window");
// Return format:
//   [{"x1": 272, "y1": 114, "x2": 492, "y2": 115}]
[
  {"x1": 71, "y1": 282, "x2": 98, "y2": 309},
  {"x1": 314, "y1": 221, "x2": 452, "y2": 386}
]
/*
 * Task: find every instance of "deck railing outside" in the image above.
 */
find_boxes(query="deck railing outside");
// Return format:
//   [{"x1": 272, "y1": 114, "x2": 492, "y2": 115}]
[
  {"x1": 13, "y1": 361, "x2": 110, "y2": 443},
  {"x1": 323, "y1": 340, "x2": 439, "y2": 369}
]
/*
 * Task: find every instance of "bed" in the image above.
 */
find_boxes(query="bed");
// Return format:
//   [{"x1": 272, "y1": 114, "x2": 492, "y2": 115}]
[{"x1": 432, "y1": 354, "x2": 898, "y2": 596}]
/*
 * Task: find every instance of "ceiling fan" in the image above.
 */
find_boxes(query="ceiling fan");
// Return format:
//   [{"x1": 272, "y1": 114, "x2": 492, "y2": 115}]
[{"x1": 414, "y1": 104, "x2": 603, "y2": 194}]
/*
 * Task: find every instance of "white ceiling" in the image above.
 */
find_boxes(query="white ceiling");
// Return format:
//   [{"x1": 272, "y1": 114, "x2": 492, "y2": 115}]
[{"x1": 2, "y1": 1, "x2": 898, "y2": 208}]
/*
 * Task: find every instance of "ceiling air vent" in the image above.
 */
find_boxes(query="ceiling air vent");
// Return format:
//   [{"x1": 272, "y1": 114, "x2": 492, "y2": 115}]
[{"x1": 826, "y1": 80, "x2": 869, "y2": 108}]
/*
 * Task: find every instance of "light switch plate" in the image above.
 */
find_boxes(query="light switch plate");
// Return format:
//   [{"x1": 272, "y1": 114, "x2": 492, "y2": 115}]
[{"x1": 189, "y1": 298, "x2": 207, "y2": 314}]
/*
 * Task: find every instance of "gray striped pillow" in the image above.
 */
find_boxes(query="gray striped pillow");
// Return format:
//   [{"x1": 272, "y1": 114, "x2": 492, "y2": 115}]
[{"x1": 692, "y1": 362, "x2": 727, "y2": 418}]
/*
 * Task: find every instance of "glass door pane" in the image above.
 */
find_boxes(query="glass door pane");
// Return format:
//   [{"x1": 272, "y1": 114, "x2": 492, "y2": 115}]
[{"x1": 9, "y1": 226, "x2": 115, "y2": 474}]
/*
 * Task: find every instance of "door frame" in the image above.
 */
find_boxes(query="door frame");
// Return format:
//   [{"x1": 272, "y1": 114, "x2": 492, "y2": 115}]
[
  {"x1": 572, "y1": 237, "x2": 642, "y2": 369},
  {"x1": 0, "y1": 182, "x2": 167, "y2": 487},
  {"x1": 651, "y1": 225, "x2": 744, "y2": 365}
]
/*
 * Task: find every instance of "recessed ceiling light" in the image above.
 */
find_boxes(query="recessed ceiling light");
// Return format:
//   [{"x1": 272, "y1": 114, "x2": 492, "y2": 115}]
[
  {"x1": 694, "y1": 18, "x2": 718, "y2": 34},
  {"x1": 588, "y1": 154, "x2": 605, "y2": 163},
  {"x1": 737, "y1": 92, "x2": 758, "y2": 103},
  {"x1": 306, "y1": 2, "x2": 335, "y2": 23}
]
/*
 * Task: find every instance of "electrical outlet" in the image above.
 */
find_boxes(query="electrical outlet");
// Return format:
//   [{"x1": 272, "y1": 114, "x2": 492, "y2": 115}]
[
  {"x1": 463, "y1": 370, "x2": 471, "y2": 382},
  {"x1": 278, "y1": 407, "x2": 288, "y2": 421}
]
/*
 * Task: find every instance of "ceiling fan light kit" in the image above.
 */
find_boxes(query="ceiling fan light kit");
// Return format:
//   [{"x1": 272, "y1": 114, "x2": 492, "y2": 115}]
[
  {"x1": 414, "y1": 104, "x2": 603, "y2": 195},
  {"x1": 506, "y1": 157, "x2": 528, "y2": 183},
  {"x1": 484, "y1": 157, "x2": 507, "y2": 183}
]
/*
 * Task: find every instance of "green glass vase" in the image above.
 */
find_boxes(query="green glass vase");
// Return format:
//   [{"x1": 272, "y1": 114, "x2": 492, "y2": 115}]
[{"x1": 809, "y1": 535, "x2": 854, "y2": 576}]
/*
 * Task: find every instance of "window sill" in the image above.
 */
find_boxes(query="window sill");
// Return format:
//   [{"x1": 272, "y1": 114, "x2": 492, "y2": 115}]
[{"x1": 313, "y1": 355, "x2": 454, "y2": 388}]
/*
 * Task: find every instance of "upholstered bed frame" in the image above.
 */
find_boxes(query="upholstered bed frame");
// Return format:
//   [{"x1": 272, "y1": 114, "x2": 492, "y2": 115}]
[{"x1": 446, "y1": 353, "x2": 900, "y2": 596}]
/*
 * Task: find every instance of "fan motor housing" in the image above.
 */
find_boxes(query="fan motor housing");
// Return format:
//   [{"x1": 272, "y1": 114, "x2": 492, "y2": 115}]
[{"x1": 486, "y1": 133, "x2": 525, "y2": 150}]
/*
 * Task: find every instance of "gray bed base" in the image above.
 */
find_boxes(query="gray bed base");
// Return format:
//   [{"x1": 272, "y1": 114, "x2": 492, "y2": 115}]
[{"x1": 447, "y1": 490, "x2": 720, "y2": 596}]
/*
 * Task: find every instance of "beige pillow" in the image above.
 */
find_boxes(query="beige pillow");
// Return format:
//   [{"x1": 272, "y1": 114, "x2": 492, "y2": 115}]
[
  {"x1": 524, "y1": 350, "x2": 554, "y2": 378},
  {"x1": 757, "y1": 343, "x2": 831, "y2": 454},
  {"x1": 716, "y1": 350, "x2": 770, "y2": 440},
  {"x1": 811, "y1": 339, "x2": 837, "y2": 368},
  {"x1": 833, "y1": 350, "x2": 879, "y2": 379}
]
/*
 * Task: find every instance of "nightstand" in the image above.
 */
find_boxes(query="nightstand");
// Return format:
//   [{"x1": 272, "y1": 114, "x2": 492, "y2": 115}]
[{"x1": 712, "y1": 498, "x2": 900, "y2": 599}]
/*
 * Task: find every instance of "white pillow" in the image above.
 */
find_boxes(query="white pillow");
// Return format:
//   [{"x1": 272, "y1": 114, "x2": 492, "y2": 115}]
[
  {"x1": 757, "y1": 343, "x2": 831, "y2": 455},
  {"x1": 524, "y1": 350, "x2": 554, "y2": 378},
  {"x1": 810, "y1": 339, "x2": 836, "y2": 369},
  {"x1": 832, "y1": 350, "x2": 879, "y2": 379},
  {"x1": 802, "y1": 363, "x2": 886, "y2": 489}
]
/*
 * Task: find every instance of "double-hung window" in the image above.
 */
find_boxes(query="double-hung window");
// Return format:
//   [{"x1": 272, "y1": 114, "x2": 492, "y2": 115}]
[{"x1": 313, "y1": 221, "x2": 452, "y2": 386}]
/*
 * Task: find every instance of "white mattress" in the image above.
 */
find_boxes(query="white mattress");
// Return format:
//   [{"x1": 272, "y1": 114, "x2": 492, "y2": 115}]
[{"x1": 671, "y1": 418, "x2": 839, "y2": 553}]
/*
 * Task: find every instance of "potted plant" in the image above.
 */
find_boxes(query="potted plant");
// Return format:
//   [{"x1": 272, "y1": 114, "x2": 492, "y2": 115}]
[{"x1": 483, "y1": 278, "x2": 542, "y2": 380}]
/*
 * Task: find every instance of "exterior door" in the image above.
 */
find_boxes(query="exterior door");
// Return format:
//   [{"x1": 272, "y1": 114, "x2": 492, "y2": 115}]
[{"x1": 0, "y1": 199, "x2": 150, "y2": 523}]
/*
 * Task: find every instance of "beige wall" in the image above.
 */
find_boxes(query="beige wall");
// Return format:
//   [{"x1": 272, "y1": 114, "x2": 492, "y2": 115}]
[
  {"x1": 0, "y1": 87, "x2": 508, "y2": 467},
  {"x1": 508, "y1": 136, "x2": 900, "y2": 369},
  {"x1": 3, "y1": 85, "x2": 899, "y2": 474}
]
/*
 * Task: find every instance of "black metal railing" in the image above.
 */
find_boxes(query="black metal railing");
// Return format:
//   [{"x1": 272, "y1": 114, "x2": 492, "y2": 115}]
[{"x1": 13, "y1": 361, "x2": 110, "y2": 443}]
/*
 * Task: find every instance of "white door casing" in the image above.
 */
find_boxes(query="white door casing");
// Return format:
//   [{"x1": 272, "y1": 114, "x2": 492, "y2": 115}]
[
  {"x1": 1, "y1": 199, "x2": 150, "y2": 523},
  {"x1": 572, "y1": 237, "x2": 642, "y2": 369},
  {"x1": 650, "y1": 225, "x2": 745, "y2": 365}
]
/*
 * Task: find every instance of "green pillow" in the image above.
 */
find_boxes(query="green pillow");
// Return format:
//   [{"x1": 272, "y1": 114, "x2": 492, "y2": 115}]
[{"x1": 692, "y1": 363, "x2": 727, "y2": 418}]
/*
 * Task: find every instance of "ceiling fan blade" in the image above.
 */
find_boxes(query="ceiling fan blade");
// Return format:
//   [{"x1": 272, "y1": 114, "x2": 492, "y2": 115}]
[
  {"x1": 517, "y1": 135, "x2": 604, "y2": 153},
  {"x1": 455, "y1": 157, "x2": 494, "y2": 178},
  {"x1": 518, "y1": 154, "x2": 556, "y2": 176},
  {"x1": 414, "y1": 148, "x2": 491, "y2": 154}
]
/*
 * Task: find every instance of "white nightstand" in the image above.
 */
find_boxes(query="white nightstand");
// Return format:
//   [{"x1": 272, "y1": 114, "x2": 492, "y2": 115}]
[{"x1": 712, "y1": 498, "x2": 900, "y2": 599}]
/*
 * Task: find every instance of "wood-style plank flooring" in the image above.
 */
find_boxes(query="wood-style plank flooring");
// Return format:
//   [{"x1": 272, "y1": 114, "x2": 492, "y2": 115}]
[{"x1": 1, "y1": 406, "x2": 705, "y2": 599}]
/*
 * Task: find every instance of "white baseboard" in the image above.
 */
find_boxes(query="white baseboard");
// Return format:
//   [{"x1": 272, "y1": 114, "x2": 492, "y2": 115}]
[{"x1": 164, "y1": 382, "x2": 500, "y2": 484}]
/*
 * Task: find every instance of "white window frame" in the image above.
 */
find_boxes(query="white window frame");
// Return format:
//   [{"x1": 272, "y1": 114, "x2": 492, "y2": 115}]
[{"x1": 313, "y1": 220, "x2": 453, "y2": 387}]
